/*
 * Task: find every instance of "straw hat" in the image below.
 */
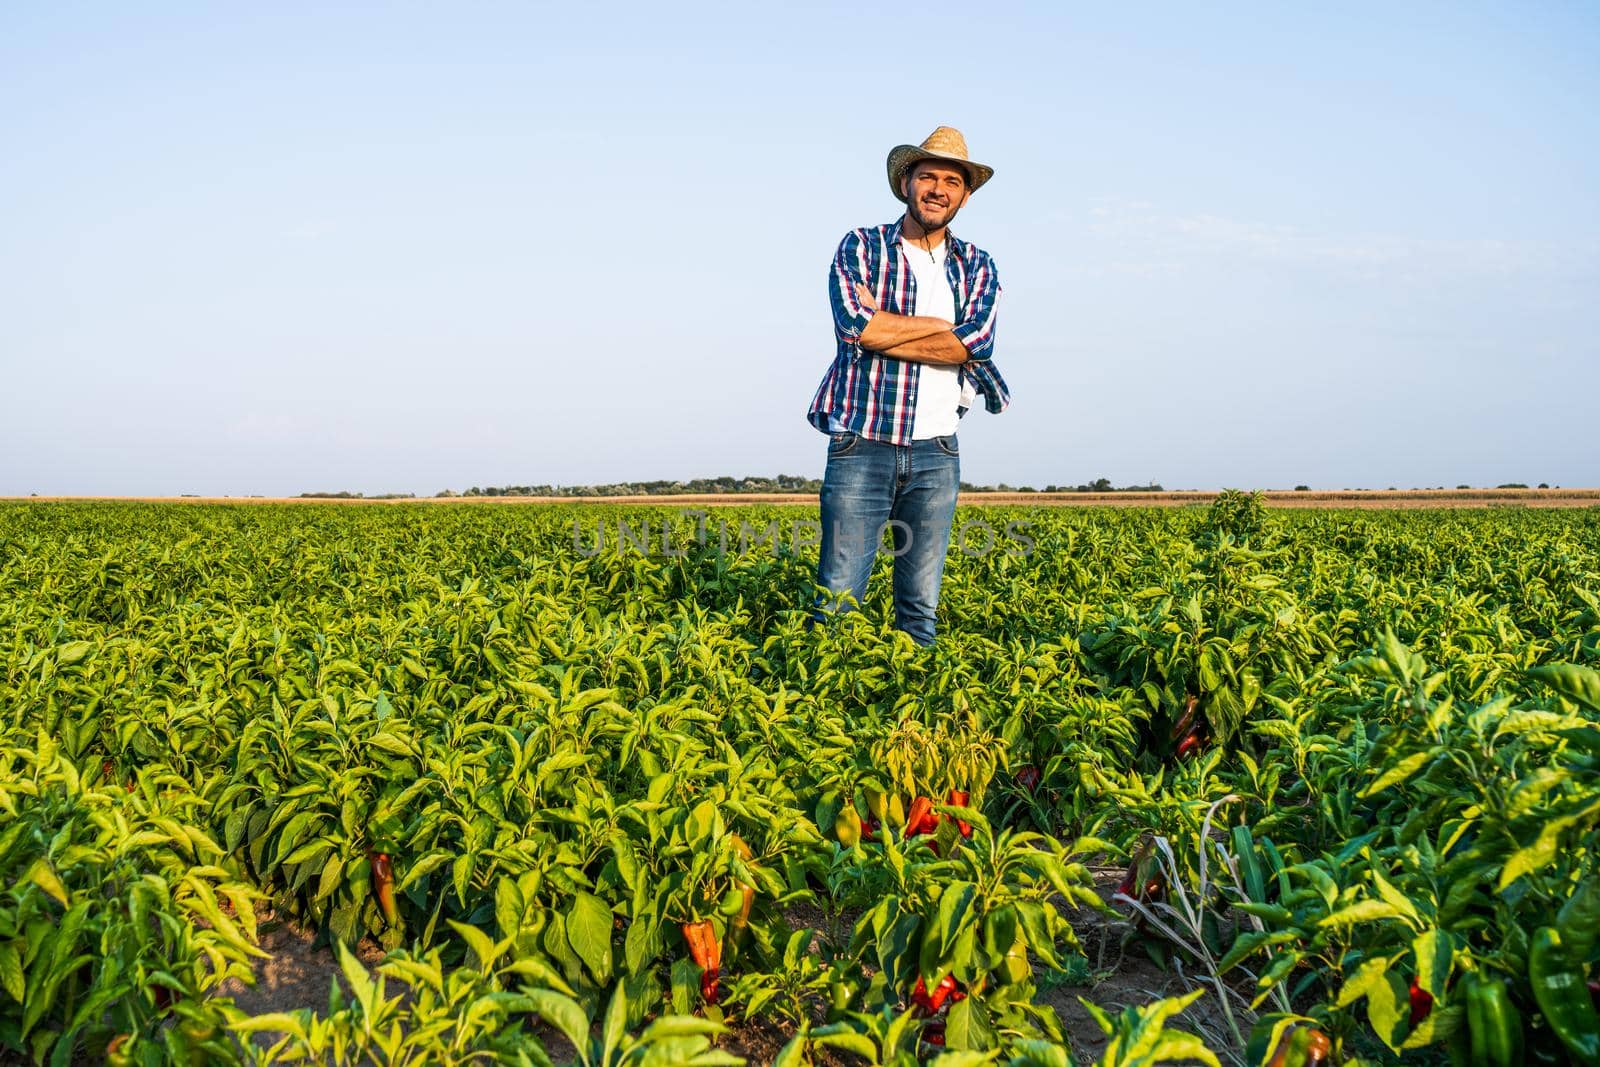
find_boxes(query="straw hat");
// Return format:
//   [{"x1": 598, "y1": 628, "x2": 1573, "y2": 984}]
[{"x1": 886, "y1": 126, "x2": 994, "y2": 203}]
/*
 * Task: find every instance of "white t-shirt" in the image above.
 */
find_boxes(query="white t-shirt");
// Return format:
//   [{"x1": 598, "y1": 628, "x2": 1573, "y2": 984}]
[{"x1": 902, "y1": 238, "x2": 963, "y2": 440}]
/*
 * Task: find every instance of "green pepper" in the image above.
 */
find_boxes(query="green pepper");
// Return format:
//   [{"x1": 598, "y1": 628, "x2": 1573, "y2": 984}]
[
  {"x1": 1529, "y1": 926, "x2": 1600, "y2": 1063},
  {"x1": 1465, "y1": 972, "x2": 1523, "y2": 1067}
]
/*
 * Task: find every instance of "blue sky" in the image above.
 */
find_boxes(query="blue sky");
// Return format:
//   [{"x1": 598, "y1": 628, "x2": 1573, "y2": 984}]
[{"x1": 2, "y1": 2, "x2": 1596, "y2": 495}]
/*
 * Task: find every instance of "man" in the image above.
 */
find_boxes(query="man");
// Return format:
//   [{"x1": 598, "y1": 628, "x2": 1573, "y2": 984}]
[{"x1": 806, "y1": 126, "x2": 1010, "y2": 646}]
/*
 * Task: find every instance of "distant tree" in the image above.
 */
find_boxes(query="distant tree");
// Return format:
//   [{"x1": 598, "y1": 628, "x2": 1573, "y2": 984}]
[
  {"x1": 1457, "y1": 484, "x2": 1470, "y2": 490},
  {"x1": 1538, "y1": 482, "x2": 1549, "y2": 489},
  {"x1": 1295, "y1": 485, "x2": 1310, "y2": 491},
  {"x1": 1497, "y1": 483, "x2": 1528, "y2": 489}
]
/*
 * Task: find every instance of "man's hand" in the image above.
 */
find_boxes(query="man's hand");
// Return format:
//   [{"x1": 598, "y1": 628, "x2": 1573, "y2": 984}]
[{"x1": 854, "y1": 282, "x2": 968, "y2": 365}]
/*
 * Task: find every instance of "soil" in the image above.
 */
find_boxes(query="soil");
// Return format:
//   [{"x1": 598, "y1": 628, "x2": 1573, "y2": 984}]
[{"x1": 1048, "y1": 866, "x2": 1248, "y2": 1065}]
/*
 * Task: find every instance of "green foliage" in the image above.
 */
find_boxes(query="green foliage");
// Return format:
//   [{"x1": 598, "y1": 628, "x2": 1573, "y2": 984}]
[{"x1": 2, "y1": 501, "x2": 1598, "y2": 1064}]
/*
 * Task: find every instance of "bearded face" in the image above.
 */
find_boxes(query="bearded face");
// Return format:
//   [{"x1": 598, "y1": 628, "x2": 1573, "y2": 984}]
[{"x1": 901, "y1": 161, "x2": 971, "y2": 231}]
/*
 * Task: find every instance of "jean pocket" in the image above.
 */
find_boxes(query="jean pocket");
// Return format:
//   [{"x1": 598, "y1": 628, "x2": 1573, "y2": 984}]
[
  {"x1": 934, "y1": 434, "x2": 959, "y2": 457},
  {"x1": 827, "y1": 431, "x2": 861, "y2": 457}
]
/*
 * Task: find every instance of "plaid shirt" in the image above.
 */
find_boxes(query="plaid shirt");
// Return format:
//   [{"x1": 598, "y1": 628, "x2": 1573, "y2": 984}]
[{"x1": 807, "y1": 217, "x2": 1010, "y2": 445}]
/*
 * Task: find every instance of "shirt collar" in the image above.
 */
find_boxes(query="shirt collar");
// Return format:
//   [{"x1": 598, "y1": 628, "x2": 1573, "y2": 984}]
[{"x1": 888, "y1": 216, "x2": 963, "y2": 257}]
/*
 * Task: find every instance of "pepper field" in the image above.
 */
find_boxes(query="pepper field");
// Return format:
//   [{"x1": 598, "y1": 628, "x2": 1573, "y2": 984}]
[{"x1": 3, "y1": 497, "x2": 1597, "y2": 1066}]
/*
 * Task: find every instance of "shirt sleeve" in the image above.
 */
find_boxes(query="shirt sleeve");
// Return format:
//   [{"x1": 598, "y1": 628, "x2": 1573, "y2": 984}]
[
  {"x1": 952, "y1": 253, "x2": 1001, "y2": 362},
  {"x1": 828, "y1": 229, "x2": 876, "y2": 347}
]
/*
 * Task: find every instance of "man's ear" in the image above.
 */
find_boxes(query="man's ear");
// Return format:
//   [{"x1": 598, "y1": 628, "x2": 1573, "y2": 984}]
[{"x1": 899, "y1": 173, "x2": 909, "y2": 200}]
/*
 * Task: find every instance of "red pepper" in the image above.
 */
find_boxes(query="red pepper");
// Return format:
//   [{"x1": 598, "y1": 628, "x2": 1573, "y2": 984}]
[
  {"x1": 682, "y1": 920, "x2": 722, "y2": 1003},
  {"x1": 861, "y1": 814, "x2": 879, "y2": 842},
  {"x1": 1409, "y1": 977, "x2": 1434, "y2": 1026},
  {"x1": 1016, "y1": 765, "x2": 1040, "y2": 792},
  {"x1": 912, "y1": 974, "x2": 962, "y2": 1014},
  {"x1": 1175, "y1": 724, "x2": 1206, "y2": 761},
  {"x1": 923, "y1": 1021, "x2": 946, "y2": 1046},
  {"x1": 700, "y1": 967, "x2": 720, "y2": 1003},
  {"x1": 1170, "y1": 694, "x2": 1200, "y2": 743},
  {"x1": 906, "y1": 796, "x2": 935, "y2": 837},
  {"x1": 1266, "y1": 1024, "x2": 1332, "y2": 1067},
  {"x1": 1116, "y1": 862, "x2": 1138, "y2": 898},
  {"x1": 369, "y1": 851, "x2": 398, "y2": 926},
  {"x1": 945, "y1": 790, "x2": 972, "y2": 838}
]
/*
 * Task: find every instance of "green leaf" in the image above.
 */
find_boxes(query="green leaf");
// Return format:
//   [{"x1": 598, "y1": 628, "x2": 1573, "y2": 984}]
[
  {"x1": 1319, "y1": 899, "x2": 1403, "y2": 928},
  {"x1": 937, "y1": 881, "x2": 978, "y2": 956},
  {"x1": 336, "y1": 941, "x2": 376, "y2": 1024},
  {"x1": 367, "y1": 732, "x2": 412, "y2": 756},
  {"x1": 811, "y1": 1030, "x2": 878, "y2": 1060},
  {"x1": 1013, "y1": 900, "x2": 1060, "y2": 970},
  {"x1": 24, "y1": 858, "x2": 69, "y2": 906},
  {"x1": 448, "y1": 920, "x2": 502, "y2": 971},
  {"x1": 224, "y1": 808, "x2": 252, "y2": 853},
  {"x1": 638, "y1": 1016, "x2": 728, "y2": 1041},
  {"x1": 396, "y1": 850, "x2": 453, "y2": 892},
  {"x1": 600, "y1": 981, "x2": 627, "y2": 1061},
  {"x1": 526, "y1": 988, "x2": 592, "y2": 1067},
  {"x1": 1360, "y1": 749, "x2": 1435, "y2": 798},
  {"x1": 57, "y1": 641, "x2": 91, "y2": 665},
  {"x1": 770, "y1": 1029, "x2": 808, "y2": 1067},
  {"x1": 230, "y1": 1011, "x2": 311, "y2": 1039},
  {"x1": 567, "y1": 891, "x2": 614, "y2": 985},
  {"x1": 945, "y1": 996, "x2": 997, "y2": 1052},
  {"x1": 1558, "y1": 878, "x2": 1600, "y2": 961},
  {"x1": 1528, "y1": 662, "x2": 1600, "y2": 713},
  {"x1": 1498, "y1": 797, "x2": 1600, "y2": 891},
  {"x1": 1148, "y1": 1034, "x2": 1222, "y2": 1067},
  {"x1": 1335, "y1": 955, "x2": 1394, "y2": 1007},
  {"x1": 1365, "y1": 969, "x2": 1409, "y2": 1052},
  {"x1": 0, "y1": 943, "x2": 22, "y2": 1003},
  {"x1": 669, "y1": 957, "x2": 699, "y2": 1016},
  {"x1": 624, "y1": 913, "x2": 658, "y2": 975},
  {"x1": 1413, "y1": 929, "x2": 1452, "y2": 999},
  {"x1": 928, "y1": 1051, "x2": 1000, "y2": 1066},
  {"x1": 1369, "y1": 868, "x2": 1421, "y2": 928},
  {"x1": 1293, "y1": 863, "x2": 1338, "y2": 908}
]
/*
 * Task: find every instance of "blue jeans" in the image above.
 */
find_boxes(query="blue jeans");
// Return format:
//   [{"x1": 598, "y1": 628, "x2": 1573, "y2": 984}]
[{"x1": 811, "y1": 431, "x2": 961, "y2": 646}]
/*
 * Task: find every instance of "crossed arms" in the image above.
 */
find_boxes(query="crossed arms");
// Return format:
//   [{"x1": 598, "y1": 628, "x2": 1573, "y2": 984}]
[
  {"x1": 828, "y1": 229, "x2": 1001, "y2": 367},
  {"x1": 853, "y1": 285, "x2": 971, "y2": 365}
]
